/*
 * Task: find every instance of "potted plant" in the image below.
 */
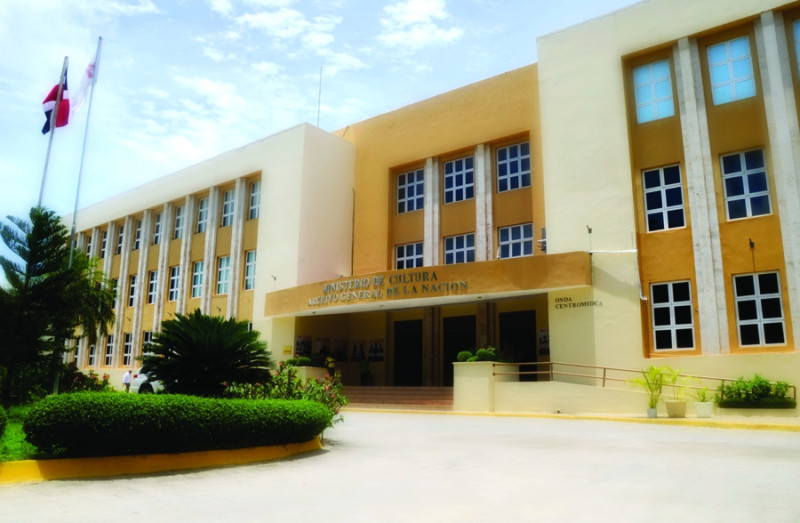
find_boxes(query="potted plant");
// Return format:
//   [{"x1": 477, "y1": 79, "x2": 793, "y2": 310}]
[
  {"x1": 663, "y1": 366, "x2": 689, "y2": 418},
  {"x1": 629, "y1": 365, "x2": 665, "y2": 418},
  {"x1": 694, "y1": 387, "x2": 714, "y2": 418}
]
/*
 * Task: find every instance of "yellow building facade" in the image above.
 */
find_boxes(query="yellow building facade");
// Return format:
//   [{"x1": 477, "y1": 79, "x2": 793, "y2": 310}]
[{"x1": 71, "y1": 0, "x2": 800, "y2": 388}]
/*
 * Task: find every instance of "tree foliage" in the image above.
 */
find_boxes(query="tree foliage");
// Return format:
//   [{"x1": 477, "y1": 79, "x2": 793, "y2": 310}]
[
  {"x1": 142, "y1": 309, "x2": 274, "y2": 397},
  {"x1": 0, "y1": 207, "x2": 115, "y2": 406}
]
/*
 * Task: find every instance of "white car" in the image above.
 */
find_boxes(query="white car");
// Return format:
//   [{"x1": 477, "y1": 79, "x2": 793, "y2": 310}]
[{"x1": 130, "y1": 366, "x2": 163, "y2": 394}]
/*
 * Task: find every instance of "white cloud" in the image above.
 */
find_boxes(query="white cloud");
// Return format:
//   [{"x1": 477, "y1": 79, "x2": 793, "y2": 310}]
[
  {"x1": 235, "y1": 8, "x2": 309, "y2": 39},
  {"x1": 322, "y1": 52, "x2": 367, "y2": 76},
  {"x1": 378, "y1": 0, "x2": 463, "y2": 51},
  {"x1": 252, "y1": 61, "x2": 281, "y2": 75},
  {"x1": 209, "y1": 0, "x2": 233, "y2": 16}
]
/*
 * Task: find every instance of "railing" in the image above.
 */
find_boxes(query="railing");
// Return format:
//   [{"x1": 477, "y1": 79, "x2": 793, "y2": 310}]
[{"x1": 491, "y1": 361, "x2": 797, "y2": 400}]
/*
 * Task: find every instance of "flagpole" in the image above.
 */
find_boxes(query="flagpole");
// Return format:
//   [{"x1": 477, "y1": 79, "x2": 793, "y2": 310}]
[
  {"x1": 39, "y1": 56, "x2": 69, "y2": 207},
  {"x1": 69, "y1": 37, "x2": 103, "y2": 268}
]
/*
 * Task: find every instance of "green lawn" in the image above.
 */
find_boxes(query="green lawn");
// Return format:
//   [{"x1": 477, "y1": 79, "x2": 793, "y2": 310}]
[{"x1": 0, "y1": 406, "x2": 37, "y2": 462}]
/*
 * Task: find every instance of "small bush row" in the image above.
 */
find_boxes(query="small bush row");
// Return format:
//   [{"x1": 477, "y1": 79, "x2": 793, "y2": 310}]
[
  {"x1": 716, "y1": 374, "x2": 797, "y2": 409},
  {"x1": 0, "y1": 406, "x2": 7, "y2": 438},
  {"x1": 23, "y1": 392, "x2": 331, "y2": 458},
  {"x1": 456, "y1": 346, "x2": 499, "y2": 362}
]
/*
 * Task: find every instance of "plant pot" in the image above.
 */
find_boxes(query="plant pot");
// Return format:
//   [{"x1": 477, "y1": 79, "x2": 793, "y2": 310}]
[
  {"x1": 646, "y1": 407, "x2": 658, "y2": 418},
  {"x1": 694, "y1": 401, "x2": 714, "y2": 418},
  {"x1": 665, "y1": 400, "x2": 686, "y2": 418}
]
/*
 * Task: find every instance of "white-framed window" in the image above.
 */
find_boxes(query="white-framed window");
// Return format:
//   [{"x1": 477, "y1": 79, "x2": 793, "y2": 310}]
[
  {"x1": 734, "y1": 272, "x2": 785, "y2": 346},
  {"x1": 87, "y1": 344, "x2": 96, "y2": 366},
  {"x1": 444, "y1": 233, "x2": 475, "y2": 264},
  {"x1": 152, "y1": 213, "x2": 162, "y2": 245},
  {"x1": 111, "y1": 278, "x2": 118, "y2": 309},
  {"x1": 216, "y1": 255, "x2": 231, "y2": 295},
  {"x1": 651, "y1": 281, "x2": 694, "y2": 350},
  {"x1": 147, "y1": 270, "x2": 157, "y2": 305},
  {"x1": 85, "y1": 234, "x2": 93, "y2": 255},
  {"x1": 142, "y1": 330, "x2": 153, "y2": 351},
  {"x1": 244, "y1": 250, "x2": 257, "y2": 290},
  {"x1": 123, "y1": 333, "x2": 133, "y2": 366},
  {"x1": 397, "y1": 169, "x2": 424, "y2": 214},
  {"x1": 444, "y1": 157, "x2": 474, "y2": 204},
  {"x1": 196, "y1": 198, "x2": 209, "y2": 234},
  {"x1": 115, "y1": 225, "x2": 124, "y2": 255},
  {"x1": 104, "y1": 335, "x2": 114, "y2": 366},
  {"x1": 168, "y1": 266, "x2": 180, "y2": 301},
  {"x1": 100, "y1": 231, "x2": 107, "y2": 259},
  {"x1": 128, "y1": 274, "x2": 137, "y2": 307},
  {"x1": 132, "y1": 220, "x2": 141, "y2": 250},
  {"x1": 173, "y1": 206, "x2": 184, "y2": 240},
  {"x1": 498, "y1": 223, "x2": 533, "y2": 258},
  {"x1": 396, "y1": 242, "x2": 423, "y2": 269},
  {"x1": 192, "y1": 261, "x2": 204, "y2": 298},
  {"x1": 721, "y1": 149, "x2": 770, "y2": 220},
  {"x1": 496, "y1": 142, "x2": 531, "y2": 193},
  {"x1": 633, "y1": 59, "x2": 674, "y2": 123},
  {"x1": 249, "y1": 181, "x2": 261, "y2": 220},
  {"x1": 642, "y1": 164, "x2": 685, "y2": 232},
  {"x1": 221, "y1": 190, "x2": 234, "y2": 227},
  {"x1": 707, "y1": 36, "x2": 756, "y2": 105}
]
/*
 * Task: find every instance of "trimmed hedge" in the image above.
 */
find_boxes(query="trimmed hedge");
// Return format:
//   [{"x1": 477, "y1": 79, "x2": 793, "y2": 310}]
[
  {"x1": 23, "y1": 392, "x2": 331, "y2": 458},
  {"x1": 0, "y1": 406, "x2": 6, "y2": 438}
]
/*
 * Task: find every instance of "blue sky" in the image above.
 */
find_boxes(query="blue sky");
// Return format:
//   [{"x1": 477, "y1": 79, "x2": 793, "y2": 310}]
[{"x1": 0, "y1": 0, "x2": 641, "y2": 225}]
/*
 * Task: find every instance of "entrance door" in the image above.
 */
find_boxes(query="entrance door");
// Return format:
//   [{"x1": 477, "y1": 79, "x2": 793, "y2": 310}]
[
  {"x1": 498, "y1": 310, "x2": 537, "y2": 381},
  {"x1": 442, "y1": 315, "x2": 476, "y2": 386},
  {"x1": 394, "y1": 320, "x2": 423, "y2": 386}
]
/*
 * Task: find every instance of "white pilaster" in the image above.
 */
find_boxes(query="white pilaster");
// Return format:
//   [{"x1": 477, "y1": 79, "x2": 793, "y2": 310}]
[
  {"x1": 423, "y1": 157, "x2": 440, "y2": 266},
  {"x1": 227, "y1": 178, "x2": 247, "y2": 318},
  {"x1": 202, "y1": 187, "x2": 220, "y2": 314},
  {"x1": 177, "y1": 195, "x2": 195, "y2": 316}
]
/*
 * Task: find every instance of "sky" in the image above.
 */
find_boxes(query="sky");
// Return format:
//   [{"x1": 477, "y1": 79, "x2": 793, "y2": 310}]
[{"x1": 0, "y1": 0, "x2": 642, "y2": 227}]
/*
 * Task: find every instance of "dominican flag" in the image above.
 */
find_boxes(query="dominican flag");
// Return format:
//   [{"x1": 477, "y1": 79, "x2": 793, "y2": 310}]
[{"x1": 41, "y1": 67, "x2": 70, "y2": 134}]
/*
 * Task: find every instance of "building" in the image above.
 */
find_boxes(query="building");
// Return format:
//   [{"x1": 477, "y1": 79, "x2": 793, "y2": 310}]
[{"x1": 70, "y1": 0, "x2": 800, "y2": 389}]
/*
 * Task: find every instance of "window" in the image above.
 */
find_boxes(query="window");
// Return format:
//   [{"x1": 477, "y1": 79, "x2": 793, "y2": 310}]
[
  {"x1": 633, "y1": 59, "x2": 674, "y2": 123},
  {"x1": 221, "y1": 190, "x2": 234, "y2": 227},
  {"x1": 104, "y1": 335, "x2": 114, "y2": 366},
  {"x1": 128, "y1": 274, "x2": 137, "y2": 307},
  {"x1": 152, "y1": 213, "x2": 162, "y2": 245},
  {"x1": 444, "y1": 157, "x2": 474, "y2": 204},
  {"x1": 196, "y1": 198, "x2": 209, "y2": 233},
  {"x1": 115, "y1": 225, "x2": 124, "y2": 255},
  {"x1": 721, "y1": 149, "x2": 770, "y2": 220},
  {"x1": 444, "y1": 233, "x2": 475, "y2": 264},
  {"x1": 147, "y1": 270, "x2": 157, "y2": 305},
  {"x1": 496, "y1": 142, "x2": 531, "y2": 192},
  {"x1": 734, "y1": 272, "x2": 785, "y2": 346},
  {"x1": 216, "y1": 256, "x2": 231, "y2": 295},
  {"x1": 85, "y1": 234, "x2": 93, "y2": 255},
  {"x1": 132, "y1": 220, "x2": 141, "y2": 251},
  {"x1": 87, "y1": 344, "x2": 96, "y2": 366},
  {"x1": 651, "y1": 281, "x2": 694, "y2": 350},
  {"x1": 100, "y1": 231, "x2": 107, "y2": 258},
  {"x1": 707, "y1": 36, "x2": 756, "y2": 105},
  {"x1": 143, "y1": 331, "x2": 153, "y2": 348},
  {"x1": 498, "y1": 223, "x2": 533, "y2": 258},
  {"x1": 111, "y1": 279, "x2": 118, "y2": 309},
  {"x1": 173, "y1": 206, "x2": 184, "y2": 240},
  {"x1": 244, "y1": 250, "x2": 257, "y2": 290},
  {"x1": 168, "y1": 266, "x2": 180, "y2": 301},
  {"x1": 192, "y1": 261, "x2": 204, "y2": 298},
  {"x1": 123, "y1": 333, "x2": 133, "y2": 366},
  {"x1": 397, "y1": 169, "x2": 424, "y2": 213},
  {"x1": 396, "y1": 242, "x2": 423, "y2": 269},
  {"x1": 642, "y1": 164, "x2": 685, "y2": 232},
  {"x1": 249, "y1": 181, "x2": 261, "y2": 219}
]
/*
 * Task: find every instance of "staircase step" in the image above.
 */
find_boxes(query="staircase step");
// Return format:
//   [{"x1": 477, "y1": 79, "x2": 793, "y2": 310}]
[{"x1": 343, "y1": 386, "x2": 453, "y2": 410}]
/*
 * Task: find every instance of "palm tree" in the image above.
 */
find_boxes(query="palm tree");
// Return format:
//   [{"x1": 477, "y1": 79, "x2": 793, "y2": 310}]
[{"x1": 142, "y1": 309, "x2": 274, "y2": 397}]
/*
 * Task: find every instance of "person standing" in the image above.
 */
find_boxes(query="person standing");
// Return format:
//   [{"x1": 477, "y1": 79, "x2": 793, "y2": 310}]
[{"x1": 122, "y1": 370, "x2": 132, "y2": 392}]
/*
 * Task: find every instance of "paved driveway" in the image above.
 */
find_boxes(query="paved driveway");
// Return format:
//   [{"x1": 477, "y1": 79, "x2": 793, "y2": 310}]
[{"x1": 2, "y1": 412, "x2": 800, "y2": 522}]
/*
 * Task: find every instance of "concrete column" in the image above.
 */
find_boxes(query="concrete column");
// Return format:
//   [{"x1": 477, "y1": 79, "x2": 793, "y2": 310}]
[
  {"x1": 423, "y1": 157, "x2": 440, "y2": 266},
  {"x1": 202, "y1": 187, "x2": 220, "y2": 314},
  {"x1": 227, "y1": 178, "x2": 247, "y2": 319},
  {"x1": 176, "y1": 195, "x2": 195, "y2": 316},
  {"x1": 112, "y1": 217, "x2": 133, "y2": 367},
  {"x1": 133, "y1": 210, "x2": 151, "y2": 359},
  {"x1": 474, "y1": 144, "x2": 494, "y2": 261},
  {"x1": 153, "y1": 203, "x2": 172, "y2": 330}
]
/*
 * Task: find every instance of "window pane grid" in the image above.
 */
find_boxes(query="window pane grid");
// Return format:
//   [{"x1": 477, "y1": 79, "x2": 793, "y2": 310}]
[
  {"x1": 123, "y1": 333, "x2": 133, "y2": 366},
  {"x1": 633, "y1": 59, "x2": 675, "y2": 123},
  {"x1": 642, "y1": 164, "x2": 685, "y2": 232},
  {"x1": 498, "y1": 223, "x2": 533, "y2": 259},
  {"x1": 249, "y1": 181, "x2": 261, "y2": 219},
  {"x1": 221, "y1": 190, "x2": 234, "y2": 227},
  {"x1": 707, "y1": 36, "x2": 756, "y2": 105},
  {"x1": 115, "y1": 225, "x2": 124, "y2": 255},
  {"x1": 128, "y1": 275, "x2": 137, "y2": 307},
  {"x1": 168, "y1": 266, "x2": 180, "y2": 301},
  {"x1": 444, "y1": 157, "x2": 474, "y2": 204},
  {"x1": 104, "y1": 336, "x2": 113, "y2": 366},
  {"x1": 396, "y1": 242, "x2": 423, "y2": 269},
  {"x1": 651, "y1": 281, "x2": 695, "y2": 350},
  {"x1": 397, "y1": 169, "x2": 424, "y2": 213},
  {"x1": 216, "y1": 256, "x2": 231, "y2": 295},
  {"x1": 496, "y1": 142, "x2": 531, "y2": 193},
  {"x1": 734, "y1": 272, "x2": 785, "y2": 346},
  {"x1": 192, "y1": 261, "x2": 204, "y2": 298},
  {"x1": 721, "y1": 149, "x2": 770, "y2": 220},
  {"x1": 133, "y1": 220, "x2": 141, "y2": 250},
  {"x1": 244, "y1": 250, "x2": 257, "y2": 290},
  {"x1": 444, "y1": 233, "x2": 475, "y2": 264},
  {"x1": 173, "y1": 206, "x2": 184, "y2": 239},
  {"x1": 196, "y1": 198, "x2": 209, "y2": 233},
  {"x1": 147, "y1": 270, "x2": 157, "y2": 305},
  {"x1": 152, "y1": 213, "x2": 162, "y2": 245}
]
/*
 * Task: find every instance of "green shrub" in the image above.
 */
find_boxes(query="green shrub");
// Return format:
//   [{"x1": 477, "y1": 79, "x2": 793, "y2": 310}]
[
  {"x1": 23, "y1": 392, "x2": 330, "y2": 458},
  {"x1": 0, "y1": 406, "x2": 7, "y2": 438},
  {"x1": 716, "y1": 375, "x2": 797, "y2": 409},
  {"x1": 455, "y1": 346, "x2": 499, "y2": 362},
  {"x1": 285, "y1": 356, "x2": 313, "y2": 367},
  {"x1": 456, "y1": 350, "x2": 473, "y2": 362}
]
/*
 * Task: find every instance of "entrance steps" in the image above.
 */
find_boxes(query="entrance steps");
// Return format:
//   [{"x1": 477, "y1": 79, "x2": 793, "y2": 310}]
[{"x1": 343, "y1": 386, "x2": 453, "y2": 411}]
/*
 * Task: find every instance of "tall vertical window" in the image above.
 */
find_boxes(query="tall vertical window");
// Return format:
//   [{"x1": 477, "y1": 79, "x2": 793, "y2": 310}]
[
  {"x1": 115, "y1": 225, "x2": 125, "y2": 255},
  {"x1": 196, "y1": 198, "x2": 209, "y2": 233},
  {"x1": 496, "y1": 142, "x2": 531, "y2": 192},
  {"x1": 249, "y1": 181, "x2": 261, "y2": 219},
  {"x1": 651, "y1": 281, "x2": 694, "y2": 350},
  {"x1": 173, "y1": 206, "x2": 184, "y2": 239},
  {"x1": 111, "y1": 279, "x2": 118, "y2": 309},
  {"x1": 396, "y1": 242, "x2": 423, "y2": 269},
  {"x1": 104, "y1": 335, "x2": 114, "y2": 366},
  {"x1": 100, "y1": 231, "x2": 107, "y2": 258},
  {"x1": 147, "y1": 270, "x2": 158, "y2": 305},
  {"x1": 216, "y1": 256, "x2": 231, "y2": 295},
  {"x1": 244, "y1": 250, "x2": 257, "y2": 290},
  {"x1": 633, "y1": 59, "x2": 674, "y2": 123},
  {"x1": 707, "y1": 36, "x2": 756, "y2": 105},
  {"x1": 192, "y1": 261, "x2": 204, "y2": 298},
  {"x1": 221, "y1": 190, "x2": 234, "y2": 227},
  {"x1": 123, "y1": 333, "x2": 133, "y2": 366},
  {"x1": 443, "y1": 157, "x2": 474, "y2": 204},
  {"x1": 87, "y1": 344, "x2": 96, "y2": 366},
  {"x1": 128, "y1": 275, "x2": 137, "y2": 307},
  {"x1": 143, "y1": 331, "x2": 153, "y2": 346},
  {"x1": 498, "y1": 223, "x2": 533, "y2": 259},
  {"x1": 168, "y1": 266, "x2": 180, "y2": 301},
  {"x1": 444, "y1": 233, "x2": 475, "y2": 264},
  {"x1": 132, "y1": 220, "x2": 142, "y2": 250},
  {"x1": 642, "y1": 164, "x2": 685, "y2": 232},
  {"x1": 721, "y1": 149, "x2": 770, "y2": 220},
  {"x1": 734, "y1": 272, "x2": 785, "y2": 346},
  {"x1": 152, "y1": 213, "x2": 162, "y2": 245},
  {"x1": 85, "y1": 234, "x2": 93, "y2": 255},
  {"x1": 397, "y1": 169, "x2": 424, "y2": 213}
]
